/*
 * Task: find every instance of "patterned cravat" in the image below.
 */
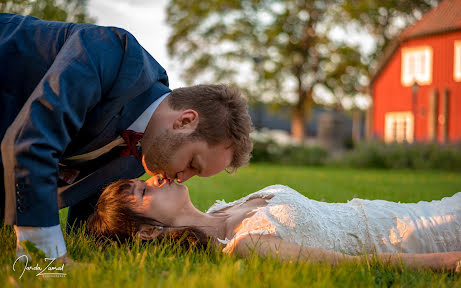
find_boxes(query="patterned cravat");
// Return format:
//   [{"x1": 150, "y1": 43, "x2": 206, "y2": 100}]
[{"x1": 120, "y1": 130, "x2": 144, "y2": 161}]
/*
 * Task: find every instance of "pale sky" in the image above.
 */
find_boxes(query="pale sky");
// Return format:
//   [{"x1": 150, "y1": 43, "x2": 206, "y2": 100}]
[{"x1": 88, "y1": 0, "x2": 184, "y2": 88}]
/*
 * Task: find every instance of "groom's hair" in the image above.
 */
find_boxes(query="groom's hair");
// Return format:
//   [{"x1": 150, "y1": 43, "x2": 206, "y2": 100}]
[
  {"x1": 87, "y1": 180, "x2": 209, "y2": 248},
  {"x1": 168, "y1": 84, "x2": 253, "y2": 172}
]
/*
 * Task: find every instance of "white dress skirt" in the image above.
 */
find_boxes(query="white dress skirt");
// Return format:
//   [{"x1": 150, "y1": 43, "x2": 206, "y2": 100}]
[{"x1": 207, "y1": 185, "x2": 461, "y2": 255}]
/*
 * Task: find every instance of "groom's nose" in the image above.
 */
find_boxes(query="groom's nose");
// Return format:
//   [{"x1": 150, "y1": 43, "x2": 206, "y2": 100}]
[{"x1": 176, "y1": 170, "x2": 196, "y2": 183}]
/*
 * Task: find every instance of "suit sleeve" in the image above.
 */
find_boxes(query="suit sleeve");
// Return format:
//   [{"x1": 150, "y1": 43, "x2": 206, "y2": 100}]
[{"x1": 1, "y1": 26, "x2": 126, "y2": 226}]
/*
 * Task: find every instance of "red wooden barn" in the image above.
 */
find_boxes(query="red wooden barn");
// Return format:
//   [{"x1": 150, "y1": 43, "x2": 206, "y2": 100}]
[{"x1": 370, "y1": 0, "x2": 461, "y2": 143}]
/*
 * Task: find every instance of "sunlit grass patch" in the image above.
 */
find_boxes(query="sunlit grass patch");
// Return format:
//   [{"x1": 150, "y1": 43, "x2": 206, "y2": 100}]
[{"x1": 1, "y1": 164, "x2": 460, "y2": 287}]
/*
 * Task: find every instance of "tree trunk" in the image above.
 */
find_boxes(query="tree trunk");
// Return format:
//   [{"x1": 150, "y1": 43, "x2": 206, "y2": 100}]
[
  {"x1": 365, "y1": 103, "x2": 373, "y2": 140},
  {"x1": 352, "y1": 109, "x2": 362, "y2": 143},
  {"x1": 291, "y1": 107, "x2": 305, "y2": 143},
  {"x1": 291, "y1": 87, "x2": 312, "y2": 144}
]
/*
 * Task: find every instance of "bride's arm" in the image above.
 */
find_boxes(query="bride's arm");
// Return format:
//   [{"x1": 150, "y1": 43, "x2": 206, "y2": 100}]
[
  {"x1": 232, "y1": 235, "x2": 461, "y2": 271},
  {"x1": 231, "y1": 234, "x2": 354, "y2": 265}
]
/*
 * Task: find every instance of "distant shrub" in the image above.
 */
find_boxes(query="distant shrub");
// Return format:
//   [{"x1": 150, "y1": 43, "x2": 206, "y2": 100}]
[
  {"x1": 251, "y1": 131, "x2": 329, "y2": 166},
  {"x1": 280, "y1": 145, "x2": 328, "y2": 166},
  {"x1": 332, "y1": 141, "x2": 461, "y2": 171},
  {"x1": 251, "y1": 142, "x2": 329, "y2": 166},
  {"x1": 251, "y1": 128, "x2": 461, "y2": 171}
]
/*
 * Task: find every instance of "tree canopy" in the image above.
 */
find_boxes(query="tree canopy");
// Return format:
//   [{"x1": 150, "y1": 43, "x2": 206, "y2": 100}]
[
  {"x1": 340, "y1": 0, "x2": 439, "y2": 70},
  {"x1": 167, "y1": 0, "x2": 370, "y2": 140},
  {"x1": 0, "y1": 0, "x2": 94, "y2": 23},
  {"x1": 167, "y1": 0, "x2": 440, "y2": 140}
]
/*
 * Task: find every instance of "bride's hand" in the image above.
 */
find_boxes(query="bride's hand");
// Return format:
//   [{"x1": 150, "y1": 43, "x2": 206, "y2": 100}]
[
  {"x1": 444, "y1": 252, "x2": 461, "y2": 272},
  {"x1": 425, "y1": 251, "x2": 461, "y2": 272}
]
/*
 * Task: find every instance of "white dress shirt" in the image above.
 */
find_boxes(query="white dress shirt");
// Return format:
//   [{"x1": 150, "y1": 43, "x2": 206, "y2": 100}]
[
  {"x1": 14, "y1": 92, "x2": 170, "y2": 258},
  {"x1": 127, "y1": 92, "x2": 169, "y2": 132}
]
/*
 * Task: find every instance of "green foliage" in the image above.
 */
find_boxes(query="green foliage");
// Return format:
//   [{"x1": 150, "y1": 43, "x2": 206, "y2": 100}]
[
  {"x1": 166, "y1": 0, "x2": 371, "y2": 138},
  {"x1": 165, "y1": 0, "x2": 442, "y2": 104},
  {"x1": 251, "y1": 137, "x2": 461, "y2": 171},
  {"x1": 333, "y1": 141, "x2": 461, "y2": 171},
  {"x1": 339, "y1": 0, "x2": 440, "y2": 68},
  {"x1": 2, "y1": 165, "x2": 461, "y2": 287},
  {"x1": 252, "y1": 139, "x2": 329, "y2": 166},
  {"x1": 165, "y1": 0, "x2": 442, "y2": 139},
  {"x1": 0, "y1": 0, "x2": 94, "y2": 23}
]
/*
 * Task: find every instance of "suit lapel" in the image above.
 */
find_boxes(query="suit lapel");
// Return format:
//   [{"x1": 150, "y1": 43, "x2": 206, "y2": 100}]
[{"x1": 62, "y1": 81, "x2": 170, "y2": 158}]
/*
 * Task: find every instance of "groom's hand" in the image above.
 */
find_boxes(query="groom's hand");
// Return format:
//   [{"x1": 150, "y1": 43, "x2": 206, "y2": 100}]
[
  {"x1": 56, "y1": 253, "x2": 73, "y2": 265},
  {"x1": 55, "y1": 253, "x2": 94, "y2": 273}
]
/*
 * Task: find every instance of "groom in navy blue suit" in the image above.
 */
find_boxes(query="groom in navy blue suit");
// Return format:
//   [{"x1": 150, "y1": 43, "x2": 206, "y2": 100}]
[{"x1": 0, "y1": 14, "x2": 253, "y2": 260}]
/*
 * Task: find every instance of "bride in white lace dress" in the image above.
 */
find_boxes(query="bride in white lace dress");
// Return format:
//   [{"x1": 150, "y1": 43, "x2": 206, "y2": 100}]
[{"x1": 87, "y1": 176, "x2": 461, "y2": 271}]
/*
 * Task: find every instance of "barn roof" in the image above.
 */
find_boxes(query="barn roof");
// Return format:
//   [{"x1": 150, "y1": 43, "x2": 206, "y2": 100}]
[{"x1": 371, "y1": 0, "x2": 461, "y2": 86}]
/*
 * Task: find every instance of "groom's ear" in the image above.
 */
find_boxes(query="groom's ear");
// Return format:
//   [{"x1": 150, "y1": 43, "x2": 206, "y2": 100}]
[
  {"x1": 137, "y1": 225, "x2": 163, "y2": 240},
  {"x1": 173, "y1": 109, "x2": 198, "y2": 131}
]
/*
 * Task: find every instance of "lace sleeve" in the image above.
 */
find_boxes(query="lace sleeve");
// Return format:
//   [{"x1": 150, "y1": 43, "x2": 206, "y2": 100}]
[{"x1": 220, "y1": 210, "x2": 279, "y2": 254}]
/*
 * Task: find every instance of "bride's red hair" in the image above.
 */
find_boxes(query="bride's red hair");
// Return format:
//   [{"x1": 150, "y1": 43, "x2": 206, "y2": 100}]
[{"x1": 87, "y1": 179, "x2": 209, "y2": 249}]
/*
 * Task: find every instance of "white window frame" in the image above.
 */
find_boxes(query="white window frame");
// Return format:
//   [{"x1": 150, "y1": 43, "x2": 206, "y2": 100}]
[
  {"x1": 384, "y1": 112, "x2": 414, "y2": 143},
  {"x1": 454, "y1": 41, "x2": 461, "y2": 82},
  {"x1": 401, "y1": 46, "x2": 433, "y2": 86}
]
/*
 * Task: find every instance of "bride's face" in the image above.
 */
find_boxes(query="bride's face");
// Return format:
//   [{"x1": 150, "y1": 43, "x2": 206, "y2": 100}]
[{"x1": 130, "y1": 176, "x2": 192, "y2": 225}]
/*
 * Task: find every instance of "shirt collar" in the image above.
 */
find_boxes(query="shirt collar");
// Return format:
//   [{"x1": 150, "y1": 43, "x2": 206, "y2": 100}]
[{"x1": 126, "y1": 92, "x2": 170, "y2": 133}]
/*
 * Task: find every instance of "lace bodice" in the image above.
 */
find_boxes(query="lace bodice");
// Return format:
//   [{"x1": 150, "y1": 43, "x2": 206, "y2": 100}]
[{"x1": 207, "y1": 185, "x2": 461, "y2": 255}]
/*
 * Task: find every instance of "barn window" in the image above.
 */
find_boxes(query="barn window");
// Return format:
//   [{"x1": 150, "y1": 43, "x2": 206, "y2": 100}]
[
  {"x1": 385, "y1": 112, "x2": 414, "y2": 143},
  {"x1": 454, "y1": 41, "x2": 461, "y2": 82},
  {"x1": 401, "y1": 46, "x2": 432, "y2": 86}
]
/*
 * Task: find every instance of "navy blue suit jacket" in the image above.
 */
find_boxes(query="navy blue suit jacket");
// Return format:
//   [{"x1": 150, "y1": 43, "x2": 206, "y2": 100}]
[{"x1": 0, "y1": 14, "x2": 171, "y2": 227}]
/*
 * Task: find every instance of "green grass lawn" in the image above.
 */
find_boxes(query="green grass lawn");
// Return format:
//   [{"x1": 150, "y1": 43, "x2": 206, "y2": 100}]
[{"x1": 1, "y1": 164, "x2": 461, "y2": 287}]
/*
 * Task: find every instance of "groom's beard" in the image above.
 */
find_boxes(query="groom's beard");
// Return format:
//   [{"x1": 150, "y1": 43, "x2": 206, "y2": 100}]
[{"x1": 142, "y1": 129, "x2": 188, "y2": 177}]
